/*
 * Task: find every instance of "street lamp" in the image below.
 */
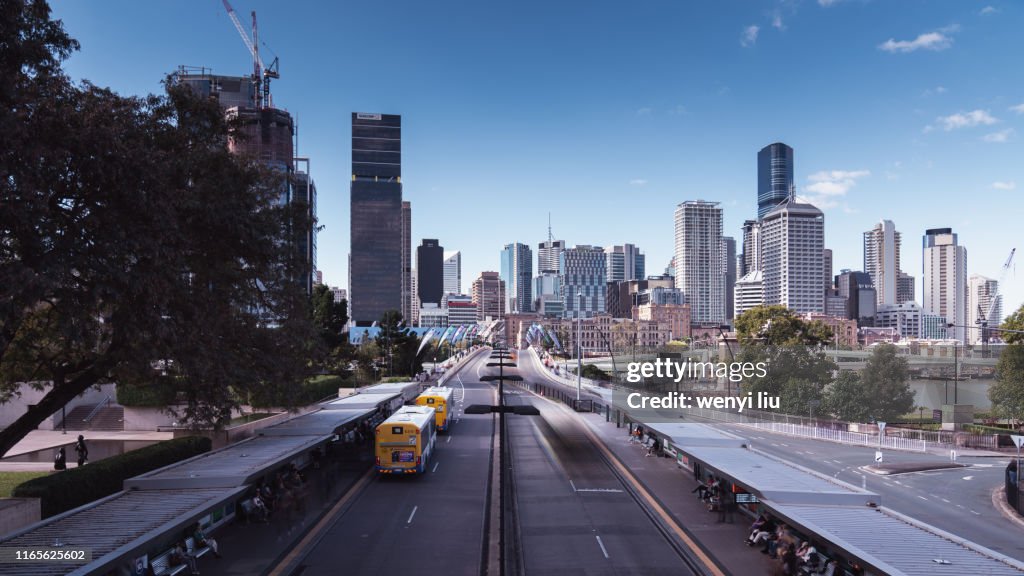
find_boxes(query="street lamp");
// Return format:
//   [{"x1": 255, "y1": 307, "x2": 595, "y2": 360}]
[{"x1": 577, "y1": 289, "x2": 583, "y2": 402}]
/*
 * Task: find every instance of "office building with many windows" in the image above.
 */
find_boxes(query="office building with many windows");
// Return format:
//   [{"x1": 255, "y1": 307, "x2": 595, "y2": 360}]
[
  {"x1": 561, "y1": 246, "x2": 607, "y2": 319},
  {"x1": 501, "y1": 243, "x2": 533, "y2": 314},
  {"x1": 922, "y1": 228, "x2": 968, "y2": 342},
  {"x1": 674, "y1": 201, "x2": 725, "y2": 324}
]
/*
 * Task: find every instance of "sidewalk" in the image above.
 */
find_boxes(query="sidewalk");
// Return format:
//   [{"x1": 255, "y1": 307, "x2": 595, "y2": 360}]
[
  {"x1": 576, "y1": 408, "x2": 779, "y2": 575},
  {"x1": 0, "y1": 430, "x2": 173, "y2": 472},
  {"x1": 198, "y1": 445, "x2": 372, "y2": 576}
]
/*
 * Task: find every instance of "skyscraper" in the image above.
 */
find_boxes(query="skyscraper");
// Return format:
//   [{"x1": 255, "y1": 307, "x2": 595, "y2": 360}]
[
  {"x1": 417, "y1": 239, "x2": 444, "y2": 306},
  {"x1": 537, "y1": 215, "x2": 565, "y2": 275},
  {"x1": 757, "y1": 142, "x2": 795, "y2": 220},
  {"x1": 897, "y1": 272, "x2": 916, "y2": 305},
  {"x1": 674, "y1": 201, "x2": 725, "y2": 324},
  {"x1": 443, "y1": 251, "x2": 461, "y2": 295},
  {"x1": 401, "y1": 201, "x2": 412, "y2": 323},
  {"x1": 723, "y1": 237, "x2": 737, "y2": 321},
  {"x1": 561, "y1": 246, "x2": 607, "y2": 319},
  {"x1": 864, "y1": 220, "x2": 902, "y2": 306},
  {"x1": 761, "y1": 198, "x2": 825, "y2": 314},
  {"x1": 500, "y1": 243, "x2": 533, "y2": 314},
  {"x1": 472, "y1": 272, "x2": 505, "y2": 321},
  {"x1": 922, "y1": 228, "x2": 968, "y2": 342},
  {"x1": 605, "y1": 244, "x2": 645, "y2": 283},
  {"x1": 968, "y1": 274, "x2": 1001, "y2": 344},
  {"x1": 350, "y1": 112, "x2": 403, "y2": 325},
  {"x1": 740, "y1": 219, "x2": 761, "y2": 277}
]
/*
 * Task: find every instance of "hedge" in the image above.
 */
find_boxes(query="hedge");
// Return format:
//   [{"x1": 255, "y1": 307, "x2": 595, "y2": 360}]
[
  {"x1": 249, "y1": 375, "x2": 350, "y2": 408},
  {"x1": 12, "y1": 436, "x2": 212, "y2": 518},
  {"x1": 116, "y1": 382, "x2": 178, "y2": 407}
]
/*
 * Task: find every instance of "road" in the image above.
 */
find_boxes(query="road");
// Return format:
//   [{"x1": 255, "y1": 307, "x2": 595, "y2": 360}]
[
  {"x1": 519, "y1": 348, "x2": 1024, "y2": 562},
  {"x1": 297, "y1": 351, "x2": 495, "y2": 576},
  {"x1": 719, "y1": 424, "x2": 1024, "y2": 561},
  {"x1": 504, "y1": 350, "x2": 706, "y2": 576}
]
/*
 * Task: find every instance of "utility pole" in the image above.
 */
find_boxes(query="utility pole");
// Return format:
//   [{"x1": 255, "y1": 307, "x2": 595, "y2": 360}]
[{"x1": 576, "y1": 289, "x2": 583, "y2": 402}]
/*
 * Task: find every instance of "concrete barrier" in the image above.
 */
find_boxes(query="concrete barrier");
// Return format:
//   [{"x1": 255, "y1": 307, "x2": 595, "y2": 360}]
[{"x1": 0, "y1": 498, "x2": 41, "y2": 539}]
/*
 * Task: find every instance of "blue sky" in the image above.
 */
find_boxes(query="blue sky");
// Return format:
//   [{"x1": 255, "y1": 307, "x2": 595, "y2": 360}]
[{"x1": 51, "y1": 0, "x2": 1023, "y2": 317}]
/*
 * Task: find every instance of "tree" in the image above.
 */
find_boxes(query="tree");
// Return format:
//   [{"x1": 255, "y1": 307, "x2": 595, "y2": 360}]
[
  {"x1": 821, "y1": 371, "x2": 870, "y2": 422},
  {"x1": 0, "y1": 2, "x2": 317, "y2": 455},
  {"x1": 1002, "y1": 304, "x2": 1024, "y2": 345},
  {"x1": 373, "y1": 311, "x2": 422, "y2": 377},
  {"x1": 740, "y1": 344, "x2": 835, "y2": 414},
  {"x1": 858, "y1": 344, "x2": 914, "y2": 422},
  {"x1": 734, "y1": 305, "x2": 833, "y2": 347},
  {"x1": 311, "y1": 285, "x2": 348, "y2": 349},
  {"x1": 990, "y1": 344, "x2": 1024, "y2": 426}
]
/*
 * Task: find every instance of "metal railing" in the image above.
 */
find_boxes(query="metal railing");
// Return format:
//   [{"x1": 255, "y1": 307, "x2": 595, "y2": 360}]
[{"x1": 83, "y1": 395, "x2": 112, "y2": 423}]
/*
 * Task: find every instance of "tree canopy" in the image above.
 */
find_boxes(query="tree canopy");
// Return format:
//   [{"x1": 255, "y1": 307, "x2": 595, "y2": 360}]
[
  {"x1": 734, "y1": 305, "x2": 834, "y2": 347},
  {"x1": 990, "y1": 304, "x2": 1024, "y2": 424},
  {"x1": 822, "y1": 344, "x2": 914, "y2": 423},
  {"x1": 0, "y1": 1, "x2": 317, "y2": 456}
]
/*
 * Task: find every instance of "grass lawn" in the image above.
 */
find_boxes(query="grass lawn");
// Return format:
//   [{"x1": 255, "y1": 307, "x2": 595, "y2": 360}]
[{"x1": 0, "y1": 471, "x2": 49, "y2": 498}]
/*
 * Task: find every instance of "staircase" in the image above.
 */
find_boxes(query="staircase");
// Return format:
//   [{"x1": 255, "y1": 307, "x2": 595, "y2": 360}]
[
  {"x1": 58, "y1": 405, "x2": 94, "y2": 431},
  {"x1": 89, "y1": 406, "x2": 124, "y2": 431}
]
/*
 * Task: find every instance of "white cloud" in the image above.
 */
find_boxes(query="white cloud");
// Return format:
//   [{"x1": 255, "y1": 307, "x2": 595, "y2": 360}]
[
  {"x1": 668, "y1": 104, "x2": 688, "y2": 116},
  {"x1": 741, "y1": 25, "x2": 760, "y2": 47},
  {"x1": 1010, "y1": 103, "x2": 1024, "y2": 114},
  {"x1": 818, "y1": 0, "x2": 840, "y2": 6},
  {"x1": 635, "y1": 107, "x2": 652, "y2": 116},
  {"x1": 629, "y1": 179, "x2": 648, "y2": 186},
  {"x1": 922, "y1": 86, "x2": 947, "y2": 97},
  {"x1": 980, "y1": 6, "x2": 998, "y2": 14},
  {"x1": 879, "y1": 31, "x2": 954, "y2": 53},
  {"x1": 992, "y1": 181, "x2": 1017, "y2": 190},
  {"x1": 982, "y1": 128, "x2": 1014, "y2": 143},
  {"x1": 933, "y1": 109, "x2": 998, "y2": 131},
  {"x1": 800, "y1": 170, "x2": 870, "y2": 208},
  {"x1": 771, "y1": 11, "x2": 784, "y2": 30}
]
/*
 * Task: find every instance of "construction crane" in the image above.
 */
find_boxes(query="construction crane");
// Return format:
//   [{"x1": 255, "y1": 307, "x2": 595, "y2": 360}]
[
  {"x1": 220, "y1": 0, "x2": 279, "y2": 109},
  {"x1": 978, "y1": 247, "x2": 1015, "y2": 347}
]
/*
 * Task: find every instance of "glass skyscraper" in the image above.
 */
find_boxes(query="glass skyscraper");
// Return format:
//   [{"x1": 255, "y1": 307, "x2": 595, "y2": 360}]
[
  {"x1": 350, "y1": 113, "x2": 403, "y2": 325},
  {"x1": 757, "y1": 142, "x2": 794, "y2": 220}
]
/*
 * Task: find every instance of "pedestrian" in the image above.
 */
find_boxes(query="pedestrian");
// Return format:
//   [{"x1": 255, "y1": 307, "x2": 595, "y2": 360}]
[
  {"x1": 74, "y1": 434, "x2": 88, "y2": 467},
  {"x1": 192, "y1": 523, "x2": 222, "y2": 559},
  {"x1": 54, "y1": 446, "x2": 67, "y2": 471}
]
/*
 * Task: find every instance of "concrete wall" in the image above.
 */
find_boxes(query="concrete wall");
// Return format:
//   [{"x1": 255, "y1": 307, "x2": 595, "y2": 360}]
[
  {"x1": 0, "y1": 499, "x2": 41, "y2": 539},
  {"x1": 0, "y1": 383, "x2": 116, "y2": 430}
]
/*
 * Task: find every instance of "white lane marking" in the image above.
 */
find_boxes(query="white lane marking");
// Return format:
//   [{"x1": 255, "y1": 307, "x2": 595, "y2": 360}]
[
  {"x1": 970, "y1": 510, "x2": 981, "y2": 515},
  {"x1": 780, "y1": 443, "x2": 789, "y2": 447},
  {"x1": 407, "y1": 506, "x2": 418, "y2": 524},
  {"x1": 893, "y1": 480, "x2": 903, "y2": 485},
  {"x1": 962, "y1": 476, "x2": 974, "y2": 481},
  {"x1": 446, "y1": 436, "x2": 452, "y2": 443},
  {"x1": 805, "y1": 451, "x2": 815, "y2": 455},
  {"x1": 918, "y1": 495, "x2": 929, "y2": 501},
  {"x1": 432, "y1": 462, "x2": 439, "y2": 473},
  {"x1": 575, "y1": 488, "x2": 624, "y2": 493},
  {"x1": 570, "y1": 479, "x2": 577, "y2": 493},
  {"x1": 771, "y1": 443, "x2": 780, "y2": 447},
  {"x1": 973, "y1": 464, "x2": 993, "y2": 468},
  {"x1": 956, "y1": 504, "x2": 965, "y2": 509},
  {"x1": 941, "y1": 498, "x2": 950, "y2": 503},
  {"x1": 832, "y1": 460, "x2": 842, "y2": 464},
  {"x1": 596, "y1": 535, "x2": 610, "y2": 559}
]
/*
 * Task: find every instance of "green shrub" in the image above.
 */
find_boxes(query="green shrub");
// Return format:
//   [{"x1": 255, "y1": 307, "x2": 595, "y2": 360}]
[
  {"x1": 116, "y1": 382, "x2": 178, "y2": 407},
  {"x1": 12, "y1": 436, "x2": 211, "y2": 518},
  {"x1": 249, "y1": 375, "x2": 350, "y2": 408}
]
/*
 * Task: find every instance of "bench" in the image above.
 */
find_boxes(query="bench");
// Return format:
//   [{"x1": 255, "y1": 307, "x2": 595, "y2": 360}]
[
  {"x1": 186, "y1": 536, "x2": 211, "y2": 560},
  {"x1": 150, "y1": 549, "x2": 188, "y2": 576}
]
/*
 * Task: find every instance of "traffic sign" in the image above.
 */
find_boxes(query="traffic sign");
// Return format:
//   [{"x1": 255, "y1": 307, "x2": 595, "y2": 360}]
[
  {"x1": 877, "y1": 421, "x2": 886, "y2": 435},
  {"x1": 1011, "y1": 435, "x2": 1024, "y2": 449},
  {"x1": 874, "y1": 451, "x2": 883, "y2": 463}
]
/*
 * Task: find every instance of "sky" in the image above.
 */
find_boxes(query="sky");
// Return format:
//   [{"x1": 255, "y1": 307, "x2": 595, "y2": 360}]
[{"x1": 50, "y1": 0, "x2": 1024, "y2": 319}]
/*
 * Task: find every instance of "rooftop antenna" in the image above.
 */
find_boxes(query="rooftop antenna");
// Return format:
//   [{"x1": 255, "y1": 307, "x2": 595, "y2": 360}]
[{"x1": 548, "y1": 212, "x2": 553, "y2": 244}]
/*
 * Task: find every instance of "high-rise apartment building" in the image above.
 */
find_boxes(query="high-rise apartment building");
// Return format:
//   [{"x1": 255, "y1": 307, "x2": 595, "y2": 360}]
[
  {"x1": 723, "y1": 237, "x2": 737, "y2": 321},
  {"x1": 443, "y1": 251, "x2": 462, "y2": 295},
  {"x1": 897, "y1": 272, "x2": 916, "y2": 305},
  {"x1": 968, "y1": 274, "x2": 1001, "y2": 344},
  {"x1": 835, "y1": 271, "x2": 876, "y2": 326},
  {"x1": 674, "y1": 201, "x2": 725, "y2": 324},
  {"x1": 605, "y1": 244, "x2": 645, "y2": 283},
  {"x1": 734, "y1": 271, "x2": 764, "y2": 318},
  {"x1": 350, "y1": 112, "x2": 403, "y2": 325},
  {"x1": 417, "y1": 239, "x2": 444, "y2": 306},
  {"x1": 472, "y1": 272, "x2": 505, "y2": 321},
  {"x1": 757, "y1": 142, "x2": 795, "y2": 220},
  {"x1": 561, "y1": 246, "x2": 607, "y2": 319},
  {"x1": 922, "y1": 228, "x2": 968, "y2": 342},
  {"x1": 740, "y1": 219, "x2": 761, "y2": 277},
  {"x1": 864, "y1": 220, "x2": 902, "y2": 306},
  {"x1": 761, "y1": 198, "x2": 825, "y2": 314},
  {"x1": 823, "y1": 248, "x2": 833, "y2": 289},
  {"x1": 501, "y1": 243, "x2": 533, "y2": 314}
]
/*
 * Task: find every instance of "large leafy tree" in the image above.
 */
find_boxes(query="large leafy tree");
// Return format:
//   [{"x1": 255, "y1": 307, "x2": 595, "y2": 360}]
[
  {"x1": 734, "y1": 305, "x2": 834, "y2": 347},
  {"x1": 822, "y1": 345, "x2": 914, "y2": 422},
  {"x1": 373, "y1": 311, "x2": 423, "y2": 377},
  {"x1": 991, "y1": 304, "x2": 1024, "y2": 424},
  {"x1": 0, "y1": 1, "x2": 316, "y2": 456}
]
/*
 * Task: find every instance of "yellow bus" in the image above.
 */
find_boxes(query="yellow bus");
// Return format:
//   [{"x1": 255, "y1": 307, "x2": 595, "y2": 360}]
[
  {"x1": 415, "y1": 386, "x2": 455, "y2": 432},
  {"x1": 375, "y1": 405, "x2": 436, "y2": 475}
]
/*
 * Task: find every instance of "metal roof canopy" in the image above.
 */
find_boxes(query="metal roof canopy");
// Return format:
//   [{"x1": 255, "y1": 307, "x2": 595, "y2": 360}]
[
  {"x1": 260, "y1": 408, "x2": 369, "y2": 437},
  {"x1": 0, "y1": 486, "x2": 245, "y2": 576},
  {"x1": 124, "y1": 434, "x2": 327, "y2": 490},
  {"x1": 648, "y1": 422, "x2": 748, "y2": 448},
  {"x1": 766, "y1": 502, "x2": 1024, "y2": 576},
  {"x1": 681, "y1": 444, "x2": 878, "y2": 507},
  {"x1": 322, "y1": 392, "x2": 401, "y2": 410}
]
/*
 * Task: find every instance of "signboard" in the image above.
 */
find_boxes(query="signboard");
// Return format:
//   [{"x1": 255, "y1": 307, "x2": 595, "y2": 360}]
[
  {"x1": 877, "y1": 421, "x2": 886, "y2": 435},
  {"x1": 356, "y1": 113, "x2": 382, "y2": 120},
  {"x1": 1012, "y1": 435, "x2": 1024, "y2": 449},
  {"x1": 736, "y1": 493, "x2": 760, "y2": 504},
  {"x1": 875, "y1": 451, "x2": 883, "y2": 463},
  {"x1": 393, "y1": 451, "x2": 415, "y2": 463},
  {"x1": 932, "y1": 409, "x2": 942, "y2": 422}
]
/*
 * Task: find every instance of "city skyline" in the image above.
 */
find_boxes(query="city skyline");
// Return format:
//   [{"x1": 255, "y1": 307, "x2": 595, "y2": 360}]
[{"x1": 49, "y1": 1, "x2": 1024, "y2": 316}]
